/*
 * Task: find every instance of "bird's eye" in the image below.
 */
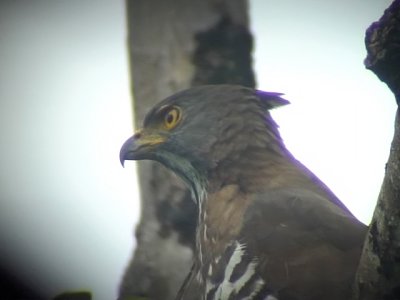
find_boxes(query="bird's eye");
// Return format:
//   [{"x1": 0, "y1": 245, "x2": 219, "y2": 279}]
[{"x1": 163, "y1": 106, "x2": 181, "y2": 130}]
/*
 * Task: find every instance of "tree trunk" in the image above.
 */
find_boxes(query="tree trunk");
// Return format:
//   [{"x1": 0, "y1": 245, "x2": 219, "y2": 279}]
[
  {"x1": 119, "y1": 1, "x2": 254, "y2": 299},
  {"x1": 353, "y1": 1, "x2": 400, "y2": 299}
]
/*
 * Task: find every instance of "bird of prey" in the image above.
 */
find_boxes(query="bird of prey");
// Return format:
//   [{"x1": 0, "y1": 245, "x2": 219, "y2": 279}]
[{"x1": 120, "y1": 85, "x2": 367, "y2": 300}]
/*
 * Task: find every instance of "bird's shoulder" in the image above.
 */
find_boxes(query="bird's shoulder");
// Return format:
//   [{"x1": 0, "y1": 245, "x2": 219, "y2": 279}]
[
  {"x1": 241, "y1": 187, "x2": 367, "y2": 250},
  {"x1": 235, "y1": 187, "x2": 367, "y2": 299}
]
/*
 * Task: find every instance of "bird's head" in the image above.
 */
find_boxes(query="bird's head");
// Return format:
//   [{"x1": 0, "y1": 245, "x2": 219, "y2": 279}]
[{"x1": 120, "y1": 85, "x2": 289, "y2": 201}]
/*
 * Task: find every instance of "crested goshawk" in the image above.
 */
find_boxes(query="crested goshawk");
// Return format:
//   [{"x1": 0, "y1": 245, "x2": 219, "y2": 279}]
[{"x1": 120, "y1": 85, "x2": 367, "y2": 300}]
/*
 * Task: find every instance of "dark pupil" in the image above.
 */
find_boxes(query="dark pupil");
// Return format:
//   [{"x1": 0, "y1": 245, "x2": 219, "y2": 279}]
[{"x1": 166, "y1": 113, "x2": 174, "y2": 124}]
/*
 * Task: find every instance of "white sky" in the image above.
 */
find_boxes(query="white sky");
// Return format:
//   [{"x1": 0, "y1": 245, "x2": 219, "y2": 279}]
[
  {"x1": 251, "y1": 0, "x2": 396, "y2": 222},
  {"x1": 0, "y1": 1, "x2": 395, "y2": 299}
]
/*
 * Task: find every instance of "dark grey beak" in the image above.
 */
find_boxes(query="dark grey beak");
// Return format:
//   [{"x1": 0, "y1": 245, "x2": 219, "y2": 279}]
[
  {"x1": 119, "y1": 129, "x2": 166, "y2": 167},
  {"x1": 120, "y1": 135, "x2": 137, "y2": 167}
]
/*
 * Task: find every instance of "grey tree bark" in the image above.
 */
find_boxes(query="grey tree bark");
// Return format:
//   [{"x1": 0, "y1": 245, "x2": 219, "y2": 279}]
[
  {"x1": 352, "y1": 1, "x2": 400, "y2": 299},
  {"x1": 119, "y1": 1, "x2": 254, "y2": 299}
]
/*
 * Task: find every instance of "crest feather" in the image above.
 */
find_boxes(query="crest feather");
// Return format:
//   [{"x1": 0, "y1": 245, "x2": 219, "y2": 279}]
[{"x1": 255, "y1": 90, "x2": 290, "y2": 110}]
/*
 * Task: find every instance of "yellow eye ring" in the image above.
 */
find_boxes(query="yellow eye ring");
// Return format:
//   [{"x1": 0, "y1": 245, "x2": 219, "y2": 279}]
[{"x1": 164, "y1": 106, "x2": 182, "y2": 130}]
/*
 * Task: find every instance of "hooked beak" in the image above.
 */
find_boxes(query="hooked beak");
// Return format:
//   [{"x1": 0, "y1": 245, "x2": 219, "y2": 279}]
[{"x1": 119, "y1": 129, "x2": 166, "y2": 167}]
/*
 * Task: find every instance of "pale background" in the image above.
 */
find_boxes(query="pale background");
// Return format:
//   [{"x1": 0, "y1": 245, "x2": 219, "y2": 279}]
[{"x1": 0, "y1": 0, "x2": 395, "y2": 299}]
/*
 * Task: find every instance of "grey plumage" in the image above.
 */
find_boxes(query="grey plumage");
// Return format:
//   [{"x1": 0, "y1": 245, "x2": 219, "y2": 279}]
[{"x1": 120, "y1": 85, "x2": 367, "y2": 300}]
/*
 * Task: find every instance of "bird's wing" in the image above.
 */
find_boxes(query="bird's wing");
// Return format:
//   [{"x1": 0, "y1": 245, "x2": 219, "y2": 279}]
[{"x1": 238, "y1": 188, "x2": 367, "y2": 300}]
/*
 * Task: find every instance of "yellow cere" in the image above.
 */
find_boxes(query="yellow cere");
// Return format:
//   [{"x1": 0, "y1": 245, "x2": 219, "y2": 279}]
[{"x1": 138, "y1": 132, "x2": 166, "y2": 146}]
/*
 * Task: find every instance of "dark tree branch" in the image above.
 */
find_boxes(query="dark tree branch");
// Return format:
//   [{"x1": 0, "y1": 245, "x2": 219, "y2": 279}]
[
  {"x1": 353, "y1": 1, "x2": 400, "y2": 299},
  {"x1": 364, "y1": 0, "x2": 400, "y2": 104}
]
